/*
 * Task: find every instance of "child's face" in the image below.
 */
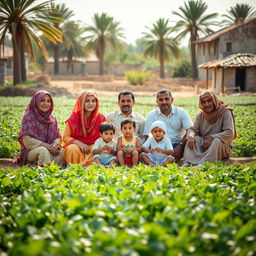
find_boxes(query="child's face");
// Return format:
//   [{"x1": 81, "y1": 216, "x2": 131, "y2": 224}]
[
  {"x1": 101, "y1": 130, "x2": 114, "y2": 143},
  {"x1": 121, "y1": 123, "x2": 135, "y2": 138},
  {"x1": 151, "y1": 127, "x2": 165, "y2": 142}
]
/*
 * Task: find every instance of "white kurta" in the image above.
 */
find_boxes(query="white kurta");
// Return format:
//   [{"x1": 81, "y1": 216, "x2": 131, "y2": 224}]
[{"x1": 183, "y1": 110, "x2": 235, "y2": 164}]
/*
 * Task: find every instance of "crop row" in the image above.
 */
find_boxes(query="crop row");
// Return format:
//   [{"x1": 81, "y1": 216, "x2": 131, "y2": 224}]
[{"x1": 0, "y1": 163, "x2": 255, "y2": 255}]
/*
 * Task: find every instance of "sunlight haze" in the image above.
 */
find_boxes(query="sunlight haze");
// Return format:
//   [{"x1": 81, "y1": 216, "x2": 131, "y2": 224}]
[{"x1": 57, "y1": 0, "x2": 256, "y2": 45}]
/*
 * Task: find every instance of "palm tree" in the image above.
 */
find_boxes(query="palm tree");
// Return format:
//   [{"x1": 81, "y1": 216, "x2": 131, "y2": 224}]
[
  {"x1": 172, "y1": 0, "x2": 218, "y2": 80},
  {"x1": 85, "y1": 13, "x2": 124, "y2": 75},
  {"x1": 60, "y1": 21, "x2": 87, "y2": 74},
  {"x1": 48, "y1": 3, "x2": 74, "y2": 75},
  {"x1": 142, "y1": 18, "x2": 179, "y2": 79},
  {"x1": 222, "y1": 3, "x2": 256, "y2": 25},
  {"x1": 0, "y1": 0, "x2": 62, "y2": 85}
]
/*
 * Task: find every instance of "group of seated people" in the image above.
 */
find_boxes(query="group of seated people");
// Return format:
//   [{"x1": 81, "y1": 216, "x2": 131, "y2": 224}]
[{"x1": 14, "y1": 88, "x2": 236, "y2": 168}]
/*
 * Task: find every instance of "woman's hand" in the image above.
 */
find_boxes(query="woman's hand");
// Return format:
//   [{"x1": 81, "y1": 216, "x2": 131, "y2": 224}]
[
  {"x1": 187, "y1": 136, "x2": 195, "y2": 150},
  {"x1": 40, "y1": 142, "x2": 51, "y2": 151},
  {"x1": 74, "y1": 140, "x2": 90, "y2": 154},
  {"x1": 201, "y1": 136, "x2": 213, "y2": 152},
  {"x1": 49, "y1": 143, "x2": 59, "y2": 156}
]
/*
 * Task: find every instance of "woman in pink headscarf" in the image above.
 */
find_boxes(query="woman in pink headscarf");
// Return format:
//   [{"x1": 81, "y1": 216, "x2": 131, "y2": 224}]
[
  {"x1": 183, "y1": 91, "x2": 236, "y2": 166},
  {"x1": 15, "y1": 90, "x2": 65, "y2": 166},
  {"x1": 63, "y1": 90, "x2": 106, "y2": 166}
]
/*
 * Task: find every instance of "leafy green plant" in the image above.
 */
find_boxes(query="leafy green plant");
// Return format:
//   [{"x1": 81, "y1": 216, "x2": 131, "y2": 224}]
[
  {"x1": 125, "y1": 70, "x2": 152, "y2": 85},
  {"x1": 0, "y1": 163, "x2": 255, "y2": 255}
]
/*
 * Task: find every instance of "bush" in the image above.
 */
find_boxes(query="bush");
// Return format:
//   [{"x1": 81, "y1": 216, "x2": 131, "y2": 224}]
[
  {"x1": 125, "y1": 70, "x2": 151, "y2": 85},
  {"x1": 172, "y1": 60, "x2": 192, "y2": 78},
  {"x1": 28, "y1": 62, "x2": 42, "y2": 73}
]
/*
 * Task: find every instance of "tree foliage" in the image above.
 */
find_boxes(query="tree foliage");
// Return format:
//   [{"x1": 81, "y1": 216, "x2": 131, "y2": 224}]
[
  {"x1": 85, "y1": 12, "x2": 124, "y2": 75},
  {"x1": 221, "y1": 3, "x2": 256, "y2": 26},
  {"x1": 0, "y1": 0, "x2": 62, "y2": 85},
  {"x1": 142, "y1": 18, "x2": 179, "y2": 79},
  {"x1": 172, "y1": 0, "x2": 218, "y2": 80}
]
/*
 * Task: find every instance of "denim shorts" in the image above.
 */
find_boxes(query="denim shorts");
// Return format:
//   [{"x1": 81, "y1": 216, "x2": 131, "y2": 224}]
[
  {"x1": 141, "y1": 152, "x2": 174, "y2": 165},
  {"x1": 93, "y1": 154, "x2": 117, "y2": 165}
]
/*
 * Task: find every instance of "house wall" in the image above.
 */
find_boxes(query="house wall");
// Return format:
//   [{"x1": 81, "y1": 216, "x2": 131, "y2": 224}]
[
  {"x1": 197, "y1": 19, "x2": 256, "y2": 84},
  {"x1": 109, "y1": 64, "x2": 142, "y2": 76},
  {"x1": 45, "y1": 61, "x2": 85, "y2": 75},
  {"x1": 85, "y1": 61, "x2": 100, "y2": 75},
  {"x1": 211, "y1": 67, "x2": 256, "y2": 93},
  {"x1": 218, "y1": 21, "x2": 256, "y2": 58},
  {"x1": 196, "y1": 41, "x2": 218, "y2": 80},
  {"x1": 223, "y1": 69, "x2": 236, "y2": 87},
  {"x1": 246, "y1": 67, "x2": 256, "y2": 91}
]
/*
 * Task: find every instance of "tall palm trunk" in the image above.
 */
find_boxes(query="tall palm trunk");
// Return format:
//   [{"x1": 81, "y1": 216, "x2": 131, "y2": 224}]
[
  {"x1": 20, "y1": 32, "x2": 27, "y2": 83},
  {"x1": 159, "y1": 45, "x2": 165, "y2": 79},
  {"x1": 53, "y1": 24, "x2": 60, "y2": 75},
  {"x1": 99, "y1": 38, "x2": 105, "y2": 75},
  {"x1": 191, "y1": 34, "x2": 198, "y2": 80},
  {"x1": 54, "y1": 43, "x2": 59, "y2": 75},
  {"x1": 12, "y1": 32, "x2": 22, "y2": 85}
]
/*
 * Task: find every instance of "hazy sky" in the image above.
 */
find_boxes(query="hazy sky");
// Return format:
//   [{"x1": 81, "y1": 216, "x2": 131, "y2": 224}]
[{"x1": 56, "y1": 0, "x2": 256, "y2": 45}]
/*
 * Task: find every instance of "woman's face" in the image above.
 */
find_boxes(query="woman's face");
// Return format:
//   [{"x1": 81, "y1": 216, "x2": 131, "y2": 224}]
[
  {"x1": 201, "y1": 96, "x2": 215, "y2": 113},
  {"x1": 38, "y1": 94, "x2": 52, "y2": 113},
  {"x1": 84, "y1": 95, "x2": 97, "y2": 113}
]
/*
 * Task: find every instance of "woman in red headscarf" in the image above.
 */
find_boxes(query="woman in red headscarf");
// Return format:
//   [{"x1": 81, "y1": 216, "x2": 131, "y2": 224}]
[
  {"x1": 183, "y1": 91, "x2": 236, "y2": 166},
  {"x1": 63, "y1": 90, "x2": 106, "y2": 165},
  {"x1": 15, "y1": 90, "x2": 65, "y2": 166}
]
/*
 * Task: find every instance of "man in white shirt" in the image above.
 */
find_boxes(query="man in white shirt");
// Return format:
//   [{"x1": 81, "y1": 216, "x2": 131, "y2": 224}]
[
  {"x1": 143, "y1": 88, "x2": 192, "y2": 159},
  {"x1": 106, "y1": 90, "x2": 146, "y2": 141}
]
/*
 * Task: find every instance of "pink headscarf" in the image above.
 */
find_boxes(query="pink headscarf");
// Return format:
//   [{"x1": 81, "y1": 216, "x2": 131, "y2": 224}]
[{"x1": 14, "y1": 90, "x2": 61, "y2": 165}]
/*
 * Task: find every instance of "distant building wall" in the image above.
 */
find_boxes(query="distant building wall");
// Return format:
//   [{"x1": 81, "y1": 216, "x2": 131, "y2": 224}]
[
  {"x1": 246, "y1": 67, "x2": 256, "y2": 91},
  {"x1": 109, "y1": 64, "x2": 142, "y2": 76},
  {"x1": 196, "y1": 19, "x2": 256, "y2": 82}
]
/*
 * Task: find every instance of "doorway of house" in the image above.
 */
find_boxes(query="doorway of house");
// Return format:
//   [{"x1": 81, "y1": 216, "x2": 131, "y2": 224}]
[{"x1": 235, "y1": 68, "x2": 246, "y2": 91}]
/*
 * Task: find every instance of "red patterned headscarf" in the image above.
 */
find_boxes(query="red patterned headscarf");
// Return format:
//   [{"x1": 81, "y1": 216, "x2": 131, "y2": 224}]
[
  {"x1": 15, "y1": 90, "x2": 61, "y2": 165},
  {"x1": 199, "y1": 91, "x2": 236, "y2": 138},
  {"x1": 65, "y1": 91, "x2": 106, "y2": 145}
]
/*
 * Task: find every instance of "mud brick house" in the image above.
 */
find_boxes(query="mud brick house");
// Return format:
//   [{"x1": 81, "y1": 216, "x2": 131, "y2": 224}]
[{"x1": 194, "y1": 17, "x2": 256, "y2": 93}]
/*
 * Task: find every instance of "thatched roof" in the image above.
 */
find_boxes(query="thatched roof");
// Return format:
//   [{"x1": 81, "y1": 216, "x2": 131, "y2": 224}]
[
  {"x1": 193, "y1": 17, "x2": 256, "y2": 44},
  {"x1": 198, "y1": 53, "x2": 256, "y2": 69}
]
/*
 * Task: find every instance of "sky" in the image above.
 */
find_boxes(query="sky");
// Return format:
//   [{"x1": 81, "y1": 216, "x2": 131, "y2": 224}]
[{"x1": 56, "y1": 0, "x2": 256, "y2": 45}]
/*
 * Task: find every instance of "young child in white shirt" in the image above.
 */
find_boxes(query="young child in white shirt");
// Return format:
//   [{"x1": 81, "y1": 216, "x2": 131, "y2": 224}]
[
  {"x1": 141, "y1": 121, "x2": 174, "y2": 167},
  {"x1": 92, "y1": 122, "x2": 117, "y2": 167}
]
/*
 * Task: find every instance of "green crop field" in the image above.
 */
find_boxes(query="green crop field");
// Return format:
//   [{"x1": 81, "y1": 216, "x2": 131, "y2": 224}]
[{"x1": 0, "y1": 95, "x2": 255, "y2": 255}]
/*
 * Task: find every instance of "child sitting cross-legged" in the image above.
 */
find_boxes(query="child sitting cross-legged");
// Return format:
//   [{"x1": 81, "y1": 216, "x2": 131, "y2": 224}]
[
  {"x1": 141, "y1": 121, "x2": 174, "y2": 167},
  {"x1": 117, "y1": 119, "x2": 142, "y2": 166},
  {"x1": 92, "y1": 122, "x2": 117, "y2": 167}
]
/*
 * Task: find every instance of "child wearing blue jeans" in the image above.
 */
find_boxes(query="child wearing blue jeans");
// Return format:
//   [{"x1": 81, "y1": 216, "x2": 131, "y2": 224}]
[
  {"x1": 92, "y1": 122, "x2": 117, "y2": 167},
  {"x1": 141, "y1": 121, "x2": 174, "y2": 167}
]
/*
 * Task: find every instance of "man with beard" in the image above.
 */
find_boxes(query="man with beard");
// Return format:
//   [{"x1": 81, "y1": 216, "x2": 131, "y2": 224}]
[
  {"x1": 106, "y1": 90, "x2": 146, "y2": 141},
  {"x1": 143, "y1": 89, "x2": 192, "y2": 160}
]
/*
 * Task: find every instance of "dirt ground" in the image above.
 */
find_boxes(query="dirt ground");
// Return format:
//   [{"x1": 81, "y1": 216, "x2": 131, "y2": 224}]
[
  {"x1": 1, "y1": 76, "x2": 255, "y2": 98},
  {"x1": 50, "y1": 77, "x2": 198, "y2": 98}
]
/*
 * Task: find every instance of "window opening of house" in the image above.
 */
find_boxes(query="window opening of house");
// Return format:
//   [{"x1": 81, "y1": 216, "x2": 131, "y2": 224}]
[{"x1": 226, "y1": 42, "x2": 232, "y2": 52}]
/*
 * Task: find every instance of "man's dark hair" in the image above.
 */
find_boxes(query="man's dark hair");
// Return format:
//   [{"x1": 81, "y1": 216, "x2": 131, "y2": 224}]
[
  {"x1": 99, "y1": 122, "x2": 115, "y2": 134},
  {"x1": 118, "y1": 90, "x2": 135, "y2": 101},
  {"x1": 120, "y1": 118, "x2": 136, "y2": 129},
  {"x1": 156, "y1": 89, "x2": 172, "y2": 98}
]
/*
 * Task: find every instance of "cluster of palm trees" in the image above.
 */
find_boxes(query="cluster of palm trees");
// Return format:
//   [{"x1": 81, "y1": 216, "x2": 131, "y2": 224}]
[{"x1": 0, "y1": 0, "x2": 255, "y2": 85}]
